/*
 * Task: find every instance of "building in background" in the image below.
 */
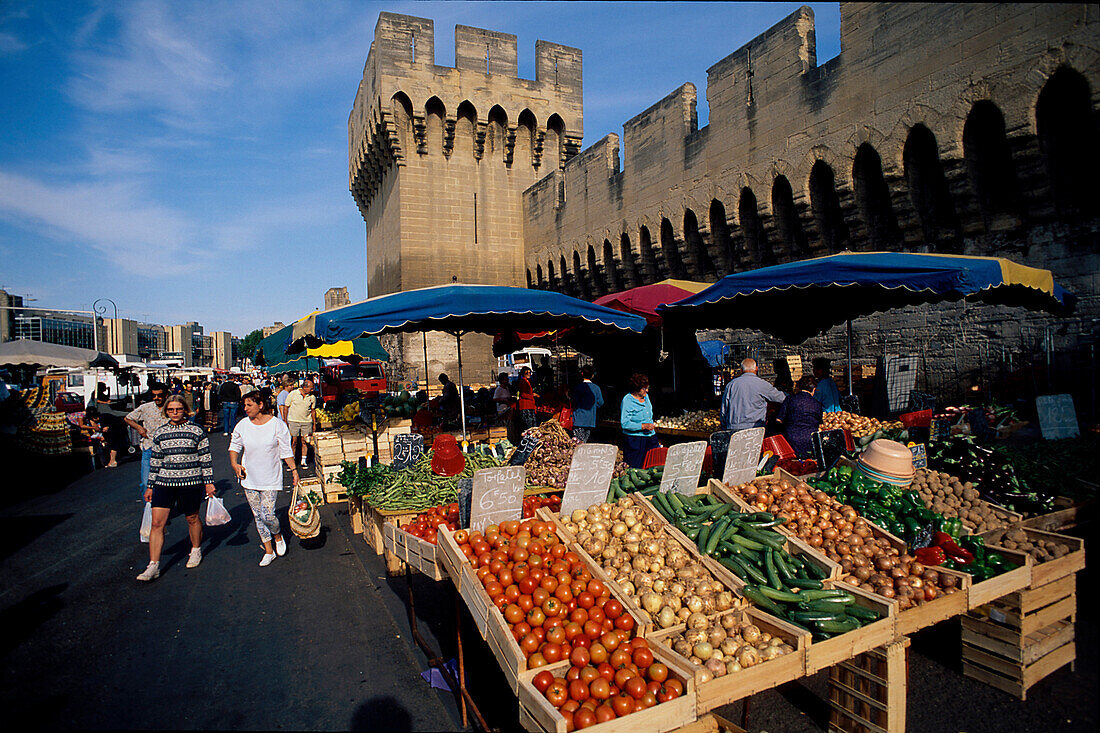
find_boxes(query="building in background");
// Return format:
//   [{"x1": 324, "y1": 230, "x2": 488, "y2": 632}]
[
  {"x1": 0, "y1": 289, "x2": 24, "y2": 343},
  {"x1": 262, "y1": 322, "x2": 286, "y2": 338},
  {"x1": 136, "y1": 322, "x2": 167, "y2": 361},
  {"x1": 212, "y1": 331, "x2": 233, "y2": 370},
  {"x1": 168, "y1": 323, "x2": 201, "y2": 367},
  {"x1": 105, "y1": 318, "x2": 139, "y2": 357},
  {"x1": 14, "y1": 311, "x2": 103, "y2": 351},
  {"x1": 324, "y1": 287, "x2": 351, "y2": 311}
]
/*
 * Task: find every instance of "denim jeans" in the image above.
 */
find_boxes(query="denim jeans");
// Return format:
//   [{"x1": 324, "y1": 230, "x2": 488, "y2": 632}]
[
  {"x1": 222, "y1": 402, "x2": 239, "y2": 433},
  {"x1": 140, "y1": 448, "x2": 152, "y2": 496}
]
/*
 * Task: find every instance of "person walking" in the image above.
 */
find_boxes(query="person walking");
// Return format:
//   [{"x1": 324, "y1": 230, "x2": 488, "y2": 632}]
[
  {"x1": 218, "y1": 377, "x2": 242, "y2": 435},
  {"x1": 136, "y1": 395, "x2": 215, "y2": 581},
  {"x1": 285, "y1": 379, "x2": 317, "y2": 467},
  {"x1": 811, "y1": 357, "x2": 843, "y2": 413},
  {"x1": 492, "y1": 372, "x2": 513, "y2": 427},
  {"x1": 197, "y1": 382, "x2": 219, "y2": 431},
  {"x1": 720, "y1": 358, "x2": 788, "y2": 431},
  {"x1": 515, "y1": 366, "x2": 538, "y2": 432},
  {"x1": 620, "y1": 373, "x2": 659, "y2": 468},
  {"x1": 276, "y1": 376, "x2": 294, "y2": 422},
  {"x1": 124, "y1": 383, "x2": 170, "y2": 499},
  {"x1": 571, "y1": 365, "x2": 604, "y2": 443},
  {"x1": 229, "y1": 391, "x2": 297, "y2": 567}
]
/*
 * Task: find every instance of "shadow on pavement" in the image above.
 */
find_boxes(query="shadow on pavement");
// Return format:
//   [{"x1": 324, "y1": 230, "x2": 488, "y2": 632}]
[
  {"x1": 349, "y1": 695, "x2": 412, "y2": 731},
  {"x1": 0, "y1": 583, "x2": 67, "y2": 657},
  {"x1": 0, "y1": 514, "x2": 73, "y2": 561}
]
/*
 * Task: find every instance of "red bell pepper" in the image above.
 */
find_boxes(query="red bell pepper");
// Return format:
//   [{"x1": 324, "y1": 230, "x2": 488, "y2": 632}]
[
  {"x1": 932, "y1": 531, "x2": 975, "y2": 564},
  {"x1": 914, "y1": 546, "x2": 946, "y2": 566}
]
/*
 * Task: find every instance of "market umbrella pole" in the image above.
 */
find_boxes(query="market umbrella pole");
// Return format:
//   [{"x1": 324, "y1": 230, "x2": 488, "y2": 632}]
[
  {"x1": 423, "y1": 332, "x2": 429, "y2": 391},
  {"x1": 847, "y1": 319, "x2": 854, "y2": 396},
  {"x1": 455, "y1": 332, "x2": 468, "y2": 440}
]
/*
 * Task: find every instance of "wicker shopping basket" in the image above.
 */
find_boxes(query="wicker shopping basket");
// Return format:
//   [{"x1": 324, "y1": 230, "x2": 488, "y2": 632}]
[{"x1": 288, "y1": 482, "x2": 322, "y2": 539}]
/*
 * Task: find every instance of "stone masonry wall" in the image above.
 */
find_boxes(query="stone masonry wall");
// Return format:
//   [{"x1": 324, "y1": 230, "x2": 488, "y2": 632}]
[{"x1": 522, "y1": 3, "x2": 1099, "y2": 410}]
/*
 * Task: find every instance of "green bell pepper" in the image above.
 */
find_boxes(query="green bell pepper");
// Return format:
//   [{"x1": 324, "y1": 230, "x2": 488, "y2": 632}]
[{"x1": 941, "y1": 517, "x2": 963, "y2": 540}]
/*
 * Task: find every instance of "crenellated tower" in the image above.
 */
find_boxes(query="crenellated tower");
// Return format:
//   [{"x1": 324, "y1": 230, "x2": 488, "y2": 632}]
[{"x1": 348, "y1": 12, "x2": 582, "y2": 379}]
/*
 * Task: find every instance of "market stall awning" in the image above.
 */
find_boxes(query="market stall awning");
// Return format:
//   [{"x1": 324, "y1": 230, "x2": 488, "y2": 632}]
[
  {"x1": 287, "y1": 284, "x2": 648, "y2": 349},
  {"x1": 0, "y1": 339, "x2": 119, "y2": 369},
  {"x1": 307, "y1": 337, "x2": 389, "y2": 362},
  {"x1": 658, "y1": 252, "x2": 1076, "y2": 343},
  {"x1": 593, "y1": 278, "x2": 711, "y2": 326}
]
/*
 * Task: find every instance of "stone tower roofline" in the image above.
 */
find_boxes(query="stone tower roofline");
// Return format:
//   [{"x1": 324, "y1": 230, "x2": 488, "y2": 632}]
[{"x1": 348, "y1": 12, "x2": 583, "y2": 215}]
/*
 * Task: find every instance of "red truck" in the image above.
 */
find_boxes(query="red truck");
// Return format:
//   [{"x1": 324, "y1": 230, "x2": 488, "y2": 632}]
[{"x1": 319, "y1": 360, "x2": 388, "y2": 408}]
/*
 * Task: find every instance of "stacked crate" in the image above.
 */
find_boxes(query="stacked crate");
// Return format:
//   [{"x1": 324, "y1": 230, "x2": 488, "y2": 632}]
[
  {"x1": 827, "y1": 639, "x2": 910, "y2": 733},
  {"x1": 961, "y1": 529, "x2": 1084, "y2": 699}
]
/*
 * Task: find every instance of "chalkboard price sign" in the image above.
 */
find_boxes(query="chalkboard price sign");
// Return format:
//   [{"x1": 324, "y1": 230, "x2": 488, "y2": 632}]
[
  {"x1": 908, "y1": 443, "x2": 928, "y2": 469},
  {"x1": 722, "y1": 428, "x2": 765, "y2": 486},
  {"x1": 457, "y1": 477, "x2": 473, "y2": 528},
  {"x1": 660, "y1": 441, "x2": 707, "y2": 495},
  {"x1": 392, "y1": 433, "x2": 425, "y2": 470},
  {"x1": 708, "y1": 430, "x2": 734, "y2": 481},
  {"x1": 469, "y1": 466, "x2": 525, "y2": 534},
  {"x1": 561, "y1": 443, "x2": 617, "y2": 515},
  {"x1": 509, "y1": 431, "x2": 541, "y2": 466},
  {"x1": 1036, "y1": 394, "x2": 1079, "y2": 440},
  {"x1": 812, "y1": 429, "x2": 848, "y2": 470}
]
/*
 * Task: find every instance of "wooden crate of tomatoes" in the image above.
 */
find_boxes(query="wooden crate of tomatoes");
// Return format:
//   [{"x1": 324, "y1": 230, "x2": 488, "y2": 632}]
[
  {"x1": 378, "y1": 503, "x2": 460, "y2": 579},
  {"x1": 446, "y1": 518, "x2": 650, "y2": 694},
  {"x1": 517, "y1": 636, "x2": 697, "y2": 733}
]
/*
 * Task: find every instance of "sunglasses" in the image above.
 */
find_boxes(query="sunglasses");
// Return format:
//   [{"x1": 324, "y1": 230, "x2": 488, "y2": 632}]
[{"x1": 166, "y1": 407, "x2": 186, "y2": 413}]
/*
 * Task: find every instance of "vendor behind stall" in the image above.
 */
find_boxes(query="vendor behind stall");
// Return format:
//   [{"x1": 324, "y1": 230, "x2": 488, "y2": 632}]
[
  {"x1": 776, "y1": 375, "x2": 824, "y2": 458},
  {"x1": 720, "y1": 358, "x2": 787, "y2": 431},
  {"x1": 812, "y1": 357, "x2": 842, "y2": 413},
  {"x1": 620, "y1": 373, "x2": 658, "y2": 468}
]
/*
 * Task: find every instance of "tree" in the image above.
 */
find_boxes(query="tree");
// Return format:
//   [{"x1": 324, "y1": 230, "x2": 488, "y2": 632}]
[{"x1": 239, "y1": 329, "x2": 264, "y2": 362}]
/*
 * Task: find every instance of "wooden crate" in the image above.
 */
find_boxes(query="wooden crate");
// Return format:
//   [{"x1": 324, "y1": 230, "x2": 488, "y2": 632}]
[
  {"x1": 647, "y1": 607, "x2": 809, "y2": 713},
  {"x1": 986, "y1": 527, "x2": 1085, "y2": 589},
  {"x1": 517, "y1": 640, "x2": 697, "y2": 733},
  {"x1": 964, "y1": 546, "x2": 1032, "y2": 609},
  {"x1": 1020, "y1": 496, "x2": 1091, "y2": 533},
  {"x1": 488, "y1": 426, "x2": 508, "y2": 444},
  {"x1": 347, "y1": 496, "x2": 364, "y2": 535},
  {"x1": 804, "y1": 583, "x2": 899, "y2": 675},
  {"x1": 381, "y1": 522, "x2": 444, "y2": 581},
  {"x1": 827, "y1": 638, "x2": 910, "y2": 733},
  {"x1": 436, "y1": 526, "x2": 469, "y2": 589}
]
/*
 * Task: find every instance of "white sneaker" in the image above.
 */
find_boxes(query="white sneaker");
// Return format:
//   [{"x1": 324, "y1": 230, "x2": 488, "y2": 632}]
[
  {"x1": 259, "y1": 553, "x2": 276, "y2": 567},
  {"x1": 299, "y1": 458, "x2": 307, "y2": 467},
  {"x1": 275, "y1": 537, "x2": 287, "y2": 556},
  {"x1": 136, "y1": 561, "x2": 160, "y2": 581},
  {"x1": 186, "y1": 548, "x2": 202, "y2": 568}
]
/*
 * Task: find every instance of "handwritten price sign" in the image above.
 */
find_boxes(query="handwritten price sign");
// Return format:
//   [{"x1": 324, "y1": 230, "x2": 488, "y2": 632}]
[
  {"x1": 561, "y1": 444, "x2": 617, "y2": 515},
  {"x1": 469, "y1": 465, "x2": 526, "y2": 533}
]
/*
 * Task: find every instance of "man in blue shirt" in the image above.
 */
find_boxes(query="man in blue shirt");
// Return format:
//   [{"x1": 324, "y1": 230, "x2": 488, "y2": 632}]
[
  {"x1": 812, "y1": 357, "x2": 843, "y2": 413},
  {"x1": 720, "y1": 358, "x2": 788, "y2": 431},
  {"x1": 570, "y1": 365, "x2": 604, "y2": 443}
]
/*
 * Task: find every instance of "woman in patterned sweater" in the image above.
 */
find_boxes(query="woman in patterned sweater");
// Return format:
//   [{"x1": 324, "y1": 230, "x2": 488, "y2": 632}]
[{"x1": 137, "y1": 395, "x2": 216, "y2": 582}]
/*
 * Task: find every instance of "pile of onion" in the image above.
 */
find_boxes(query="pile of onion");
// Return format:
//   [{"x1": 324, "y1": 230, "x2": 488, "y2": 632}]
[
  {"x1": 727, "y1": 476, "x2": 959, "y2": 611},
  {"x1": 664, "y1": 612, "x2": 794, "y2": 682},
  {"x1": 562, "y1": 497, "x2": 738, "y2": 628}
]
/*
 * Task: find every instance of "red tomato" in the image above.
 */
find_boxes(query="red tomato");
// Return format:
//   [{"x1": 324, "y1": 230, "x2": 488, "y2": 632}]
[
  {"x1": 573, "y1": 708, "x2": 597, "y2": 730},
  {"x1": 603, "y1": 599, "x2": 623, "y2": 620},
  {"x1": 532, "y1": 670, "x2": 554, "y2": 693},
  {"x1": 588, "y1": 642, "x2": 608, "y2": 665},
  {"x1": 624, "y1": 676, "x2": 647, "y2": 700},
  {"x1": 614, "y1": 613, "x2": 635, "y2": 632},
  {"x1": 542, "y1": 643, "x2": 563, "y2": 663},
  {"x1": 589, "y1": 677, "x2": 611, "y2": 701},
  {"x1": 612, "y1": 694, "x2": 634, "y2": 717},
  {"x1": 546, "y1": 680, "x2": 569, "y2": 707},
  {"x1": 570, "y1": 647, "x2": 590, "y2": 668},
  {"x1": 568, "y1": 679, "x2": 590, "y2": 703},
  {"x1": 632, "y1": 647, "x2": 654, "y2": 669},
  {"x1": 596, "y1": 662, "x2": 615, "y2": 682},
  {"x1": 647, "y1": 662, "x2": 668, "y2": 683},
  {"x1": 595, "y1": 704, "x2": 616, "y2": 723},
  {"x1": 527, "y1": 652, "x2": 547, "y2": 668}
]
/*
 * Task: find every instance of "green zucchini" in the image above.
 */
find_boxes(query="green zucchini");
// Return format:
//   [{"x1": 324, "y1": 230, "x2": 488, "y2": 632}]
[
  {"x1": 729, "y1": 555, "x2": 769, "y2": 585},
  {"x1": 741, "y1": 585, "x2": 784, "y2": 616},
  {"x1": 772, "y1": 551, "x2": 795, "y2": 581},
  {"x1": 815, "y1": 617, "x2": 860, "y2": 634},
  {"x1": 696, "y1": 523, "x2": 712, "y2": 554},
  {"x1": 764, "y1": 549, "x2": 784, "y2": 590},
  {"x1": 783, "y1": 578, "x2": 825, "y2": 590},
  {"x1": 740, "y1": 527, "x2": 787, "y2": 549},
  {"x1": 844, "y1": 605, "x2": 880, "y2": 622},
  {"x1": 792, "y1": 610, "x2": 848, "y2": 623},
  {"x1": 756, "y1": 586, "x2": 805, "y2": 603},
  {"x1": 729, "y1": 534, "x2": 767, "y2": 551},
  {"x1": 793, "y1": 589, "x2": 851, "y2": 601}
]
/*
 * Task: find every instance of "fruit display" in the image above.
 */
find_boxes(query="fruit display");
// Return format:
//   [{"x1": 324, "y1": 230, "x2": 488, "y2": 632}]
[
  {"x1": 523, "y1": 419, "x2": 630, "y2": 489},
  {"x1": 910, "y1": 468, "x2": 1015, "y2": 535},
  {"x1": 400, "y1": 503, "x2": 460, "y2": 544},
  {"x1": 660, "y1": 612, "x2": 796, "y2": 680},
  {"x1": 822, "y1": 411, "x2": 905, "y2": 440},
  {"x1": 654, "y1": 410, "x2": 721, "y2": 432},
  {"x1": 723, "y1": 476, "x2": 961, "y2": 611},
  {"x1": 529, "y1": 637, "x2": 685, "y2": 728},
  {"x1": 523, "y1": 493, "x2": 562, "y2": 518},
  {"x1": 341, "y1": 450, "x2": 502, "y2": 511},
  {"x1": 561, "y1": 497, "x2": 739, "y2": 630},
  {"x1": 929, "y1": 436, "x2": 1055, "y2": 515},
  {"x1": 316, "y1": 406, "x2": 345, "y2": 424},
  {"x1": 451, "y1": 518, "x2": 640, "y2": 674},
  {"x1": 983, "y1": 524, "x2": 1076, "y2": 564},
  {"x1": 382, "y1": 390, "x2": 419, "y2": 418},
  {"x1": 647, "y1": 492, "x2": 878, "y2": 641}
]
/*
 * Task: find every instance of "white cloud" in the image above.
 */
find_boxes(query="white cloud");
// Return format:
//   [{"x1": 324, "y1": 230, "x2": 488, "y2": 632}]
[
  {"x1": 0, "y1": 30, "x2": 28, "y2": 54},
  {"x1": 0, "y1": 169, "x2": 193, "y2": 275}
]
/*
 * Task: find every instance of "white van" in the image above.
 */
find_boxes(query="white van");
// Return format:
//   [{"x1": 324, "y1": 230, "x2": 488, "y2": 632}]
[{"x1": 496, "y1": 348, "x2": 552, "y2": 380}]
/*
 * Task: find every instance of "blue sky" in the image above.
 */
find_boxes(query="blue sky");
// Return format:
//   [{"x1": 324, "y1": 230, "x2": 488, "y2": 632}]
[{"x1": 0, "y1": 1, "x2": 840, "y2": 337}]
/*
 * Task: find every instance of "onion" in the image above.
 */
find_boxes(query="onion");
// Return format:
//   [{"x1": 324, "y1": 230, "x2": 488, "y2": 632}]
[
  {"x1": 720, "y1": 637, "x2": 740, "y2": 656},
  {"x1": 657, "y1": 607, "x2": 678, "y2": 628},
  {"x1": 725, "y1": 660, "x2": 742, "y2": 675},
  {"x1": 693, "y1": 642, "x2": 714, "y2": 661},
  {"x1": 677, "y1": 607, "x2": 691, "y2": 621},
  {"x1": 611, "y1": 522, "x2": 628, "y2": 538},
  {"x1": 684, "y1": 628, "x2": 707, "y2": 646},
  {"x1": 741, "y1": 624, "x2": 760, "y2": 644},
  {"x1": 708, "y1": 626, "x2": 727, "y2": 647},
  {"x1": 715, "y1": 591, "x2": 735, "y2": 612},
  {"x1": 571, "y1": 509, "x2": 587, "y2": 523},
  {"x1": 685, "y1": 595, "x2": 705, "y2": 615},
  {"x1": 706, "y1": 658, "x2": 726, "y2": 677},
  {"x1": 663, "y1": 594, "x2": 682, "y2": 613},
  {"x1": 672, "y1": 639, "x2": 691, "y2": 657},
  {"x1": 641, "y1": 592, "x2": 663, "y2": 615},
  {"x1": 687, "y1": 612, "x2": 709, "y2": 630},
  {"x1": 738, "y1": 646, "x2": 759, "y2": 668}
]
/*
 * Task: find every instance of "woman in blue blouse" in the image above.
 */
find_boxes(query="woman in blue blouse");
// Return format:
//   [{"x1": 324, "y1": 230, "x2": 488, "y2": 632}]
[{"x1": 620, "y1": 373, "x2": 659, "y2": 468}]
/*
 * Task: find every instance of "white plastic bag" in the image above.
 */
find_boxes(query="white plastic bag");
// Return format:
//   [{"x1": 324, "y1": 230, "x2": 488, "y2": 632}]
[
  {"x1": 139, "y1": 501, "x2": 152, "y2": 543},
  {"x1": 205, "y1": 496, "x2": 231, "y2": 526}
]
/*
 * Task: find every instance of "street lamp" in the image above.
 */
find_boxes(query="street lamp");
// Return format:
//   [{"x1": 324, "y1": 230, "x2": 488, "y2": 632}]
[{"x1": 94, "y1": 298, "x2": 117, "y2": 353}]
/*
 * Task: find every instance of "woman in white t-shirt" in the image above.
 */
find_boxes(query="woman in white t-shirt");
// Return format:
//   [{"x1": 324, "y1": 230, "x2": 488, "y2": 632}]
[{"x1": 229, "y1": 392, "x2": 297, "y2": 567}]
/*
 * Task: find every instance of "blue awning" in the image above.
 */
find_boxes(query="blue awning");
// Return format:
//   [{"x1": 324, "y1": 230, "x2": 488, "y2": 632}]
[{"x1": 658, "y1": 252, "x2": 1076, "y2": 342}]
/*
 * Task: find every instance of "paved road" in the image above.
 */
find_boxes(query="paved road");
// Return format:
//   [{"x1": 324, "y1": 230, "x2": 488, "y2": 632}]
[
  {"x1": 0, "y1": 434, "x2": 459, "y2": 731},
  {"x1": 2, "y1": 435, "x2": 1095, "y2": 732}
]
